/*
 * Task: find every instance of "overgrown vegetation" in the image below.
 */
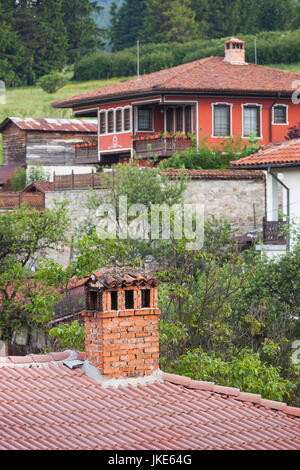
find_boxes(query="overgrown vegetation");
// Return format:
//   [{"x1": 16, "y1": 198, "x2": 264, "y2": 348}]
[{"x1": 32, "y1": 163, "x2": 300, "y2": 405}]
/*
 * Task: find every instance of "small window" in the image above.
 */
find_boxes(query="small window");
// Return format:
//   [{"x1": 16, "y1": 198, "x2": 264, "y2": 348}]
[
  {"x1": 166, "y1": 107, "x2": 174, "y2": 133},
  {"x1": 107, "y1": 110, "x2": 114, "y2": 133},
  {"x1": 111, "y1": 291, "x2": 118, "y2": 311},
  {"x1": 185, "y1": 106, "x2": 192, "y2": 134},
  {"x1": 141, "y1": 289, "x2": 150, "y2": 308},
  {"x1": 243, "y1": 105, "x2": 261, "y2": 137},
  {"x1": 176, "y1": 107, "x2": 183, "y2": 132},
  {"x1": 124, "y1": 108, "x2": 131, "y2": 131},
  {"x1": 116, "y1": 109, "x2": 122, "y2": 132},
  {"x1": 138, "y1": 107, "x2": 153, "y2": 131},
  {"x1": 273, "y1": 106, "x2": 287, "y2": 124},
  {"x1": 89, "y1": 291, "x2": 98, "y2": 311},
  {"x1": 213, "y1": 105, "x2": 231, "y2": 137},
  {"x1": 125, "y1": 290, "x2": 134, "y2": 309},
  {"x1": 100, "y1": 113, "x2": 106, "y2": 134}
]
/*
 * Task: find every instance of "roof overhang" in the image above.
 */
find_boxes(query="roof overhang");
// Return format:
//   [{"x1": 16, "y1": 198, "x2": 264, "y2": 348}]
[
  {"x1": 52, "y1": 88, "x2": 294, "y2": 110},
  {"x1": 229, "y1": 162, "x2": 300, "y2": 170}
]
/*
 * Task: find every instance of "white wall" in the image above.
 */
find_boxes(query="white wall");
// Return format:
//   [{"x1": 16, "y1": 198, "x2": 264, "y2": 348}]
[{"x1": 27, "y1": 165, "x2": 97, "y2": 182}]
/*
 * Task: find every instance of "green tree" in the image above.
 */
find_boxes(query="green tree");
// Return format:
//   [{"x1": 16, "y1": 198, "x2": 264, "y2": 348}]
[
  {"x1": 61, "y1": 0, "x2": 105, "y2": 64},
  {"x1": 143, "y1": 0, "x2": 198, "y2": 43},
  {"x1": 0, "y1": 202, "x2": 70, "y2": 341},
  {"x1": 109, "y1": 0, "x2": 147, "y2": 51}
]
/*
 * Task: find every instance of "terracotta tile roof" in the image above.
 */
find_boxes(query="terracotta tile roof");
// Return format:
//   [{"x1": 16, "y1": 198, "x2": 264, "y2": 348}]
[
  {"x1": 230, "y1": 139, "x2": 300, "y2": 168},
  {"x1": 0, "y1": 352, "x2": 299, "y2": 450},
  {"x1": 67, "y1": 267, "x2": 159, "y2": 291},
  {"x1": 162, "y1": 168, "x2": 265, "y2": 180},
  {"x1": 0, "y1": 117, "x2": 98, "y2": 133},
  {"x1": 22, "y1": 182, "x2": 54, "y2": 193},
  {"x1": 52, "y1": 57, "x2": 300, "y2": 108}
]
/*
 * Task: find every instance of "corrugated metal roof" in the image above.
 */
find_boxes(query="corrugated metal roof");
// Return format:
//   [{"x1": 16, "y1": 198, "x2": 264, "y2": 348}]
[
  {"x1": 0, "y1": 117, "x2": 98, "y2": 133},
  {"x1": 0, "y1": 352, "x2": 299, "y2": 450}
]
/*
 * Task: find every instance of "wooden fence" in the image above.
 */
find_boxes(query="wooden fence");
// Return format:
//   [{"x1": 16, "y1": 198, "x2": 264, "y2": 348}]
[
  {"x1": 0, "y1": 193, "x2": 45, "y2": 210},
  {"x1": 53, "y1": 171, "x2": 118, "y2": 191}
]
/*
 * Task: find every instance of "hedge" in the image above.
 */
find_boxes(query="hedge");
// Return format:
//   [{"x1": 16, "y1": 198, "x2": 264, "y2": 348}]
[{"x1": 74, "y1": 29, "x2": 300, "y2": 81}]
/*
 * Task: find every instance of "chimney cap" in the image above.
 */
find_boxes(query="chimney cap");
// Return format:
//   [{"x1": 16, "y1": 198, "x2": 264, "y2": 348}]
[{"x1": 225, "y1": 38, "x2": 245, "y2": 44}]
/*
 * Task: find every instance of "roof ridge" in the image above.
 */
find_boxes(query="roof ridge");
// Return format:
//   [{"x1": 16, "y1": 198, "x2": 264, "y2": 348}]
[
  {"x1": 162, "y1": 372, "x2": 300, "y2": 418},
  {"x1": 0, "y1": 350, "x2": 74, "y2": 366}
]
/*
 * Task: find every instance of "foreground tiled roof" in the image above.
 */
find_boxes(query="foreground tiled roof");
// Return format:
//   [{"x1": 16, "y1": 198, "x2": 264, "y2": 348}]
[
  {"x1": 230, "y1": 139, "x2": 300, "y2": 168},
  {"x1": 52, "y1": 57, "x2": 300, "y2": 108},
  {"x1": 0, "y1": 117, "x2": 98, "y2": 133},
  {"x1": 162, "y1": 169, "x2": 264, "y2": 180},
  {"x1": 0, "y1": 352, "x2": 299, "y2": 450}
]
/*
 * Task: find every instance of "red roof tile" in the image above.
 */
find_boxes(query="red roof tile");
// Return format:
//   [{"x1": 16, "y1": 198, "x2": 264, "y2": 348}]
[
  {"x1": 0, "y1": 117, "x2": 97, "y2": 133},
  {"x1": 21, "y1": 181, "x2": 54, "y2": 193},
  {"x1": 52, "y1": 57, "x2": 300, "y2": 108},
  {"x1": 162, "y1": 168, "x2": 264, "y2": 180},
  {"x1": 230, "y1": 139, "x2": 300, "y2": 168},
  {"x1": 0, "y1": 354, "x2": 299, "y2": 450}
]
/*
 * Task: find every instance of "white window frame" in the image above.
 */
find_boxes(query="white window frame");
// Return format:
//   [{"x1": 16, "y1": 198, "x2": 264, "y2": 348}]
[
  {"x1": 272, "y1": 104, "x2": 289, "y2": 126},
  {"x1": 211, "y1": 102, "x2": 233, "y2": 138},
  {"x1": 98, "y1": 106, "x2": 132, "y2": 136},
  {"x1": 242, "y1": 103, "x2": 263, "y2": 139}
]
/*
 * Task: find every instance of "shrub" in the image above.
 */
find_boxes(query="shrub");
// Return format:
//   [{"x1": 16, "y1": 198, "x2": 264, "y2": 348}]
[
  {"x1": 9, "y1": 168, "x2": 27, "y2": 191},
  {"x1": 37, "y1": 71, "x2": 68, "y2": 94}
]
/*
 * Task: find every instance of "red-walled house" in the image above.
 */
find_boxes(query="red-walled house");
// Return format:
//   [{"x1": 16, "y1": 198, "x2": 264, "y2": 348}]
[{"x1": 52, "y1": 38, "x2": 300, "y2": 166}]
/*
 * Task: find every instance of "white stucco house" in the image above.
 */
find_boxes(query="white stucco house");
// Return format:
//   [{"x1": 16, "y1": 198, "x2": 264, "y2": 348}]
[{"x1": 230, "y1": 139, "x2": 300, "y2": 258}]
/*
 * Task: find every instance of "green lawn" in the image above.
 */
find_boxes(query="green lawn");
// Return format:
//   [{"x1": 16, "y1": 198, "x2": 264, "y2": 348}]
[{"x1": 0, "y1": 77, "x2": 127, "y2": 164}]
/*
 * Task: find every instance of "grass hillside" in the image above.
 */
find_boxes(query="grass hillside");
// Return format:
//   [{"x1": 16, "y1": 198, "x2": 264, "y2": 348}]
[{"x1": 1, "y1": 62, "x2": 300, "y2": 164}]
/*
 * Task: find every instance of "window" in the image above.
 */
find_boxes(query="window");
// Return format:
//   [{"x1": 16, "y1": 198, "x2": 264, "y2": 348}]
[
  {"x1": 125, "y1": 290, "x2": 134, "y2": 309},
  {"x1": 110, "y1": 291, "x2": 118, "y2": 311},
  {"x1": 273, "y1": 105, "x2": 288, "y2": 124},
  {"x1": 124, "y1": 108, "x2": 131, "y2": 131},
  {"x1": 107, "y1": 111, "x2": 114, "y2": 133},
  {"x1": 166, "y1": 108, "x2": 174, "y2": 133},
  {"x1": 185, "y1": 106, "x2": 192, "y2": 134},
  {"x1": 137, "y1": 107, "x2": 153, "y2": 131},
  {"x1": 141, "y1": 289, "x2": 150, "y2": 308},
  {"x1": 213, "y1": 104, "x2": 231, "y2": 137},
  {"x1": 116, "y1": 109, "x2": 122, "y2": 132},
  {"x1": 176, "y1": 107, "x2": 183, "y2": 132},
  {"x1": 100, "y1": 112, "x2": 106, "y2": 134},
  {"x1": 89, "y1": 291, "x2": 98, "y2": 311},
  {"x1": 243, "y1": 105, "x2": 261, "y2": 137}
]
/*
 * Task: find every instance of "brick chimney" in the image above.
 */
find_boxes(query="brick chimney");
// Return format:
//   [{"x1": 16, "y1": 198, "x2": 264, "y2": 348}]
[
  {"x1": 224, "y1": 38, "x2": 247, "y2": 65},
  {"x1": 81, "y1": 268, "x2": 161, "y2": 380}
]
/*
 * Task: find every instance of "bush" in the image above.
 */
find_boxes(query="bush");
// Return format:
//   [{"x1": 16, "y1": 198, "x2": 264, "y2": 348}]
[
  {"x1": 9, "y1": 168, "x2": 27, "y2": 191},
  {"x1": 37, "y1": 71, "x2": 68, "y2": 94},
  {"x1": 74, "y1": 29, "x2": 300, "y2": 81}
]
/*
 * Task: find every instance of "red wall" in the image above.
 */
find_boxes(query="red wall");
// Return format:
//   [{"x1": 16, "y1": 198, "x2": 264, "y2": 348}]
[{"x1": 84, "y1": 95, "x2": 300, "y2": 157}]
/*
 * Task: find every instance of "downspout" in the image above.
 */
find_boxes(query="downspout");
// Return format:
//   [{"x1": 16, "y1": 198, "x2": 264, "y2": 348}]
[
  {"x1": 269, "y1": 92, "x2": 281, "y2": 143},
  {"x1": 268, "y1": 167, "x2": 290, "y2": 251}
]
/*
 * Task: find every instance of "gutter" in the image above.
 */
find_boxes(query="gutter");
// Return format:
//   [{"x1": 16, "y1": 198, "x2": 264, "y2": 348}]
[{"x1": 268, "y1": 167, "x2": 290, "y2": 251}]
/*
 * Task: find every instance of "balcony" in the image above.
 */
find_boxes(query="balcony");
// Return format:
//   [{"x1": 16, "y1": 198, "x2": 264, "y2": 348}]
[
  {"x1": 263, "y1": 218, "x2": 287, "y2": 245},
  {"x1": 133, "y1": 135, "x2": 193, "y2": 160},
  {"x1": 73, "y1": 143, "x2": 98, "y2": 164}
]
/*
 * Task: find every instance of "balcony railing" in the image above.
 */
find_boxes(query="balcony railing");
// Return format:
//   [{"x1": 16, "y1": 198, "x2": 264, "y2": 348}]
[
  {"x1": 263, "y1": 217, "x2": 287, "y2": 245},
  {"x1": 133, "y1": 136, "x2": 193, "y2": 159},
  {"x1": 74, "y1": 144, "x2": 98, "y2": 164}
]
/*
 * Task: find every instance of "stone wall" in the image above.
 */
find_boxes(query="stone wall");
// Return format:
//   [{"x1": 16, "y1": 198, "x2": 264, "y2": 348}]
[
  {"x1": 185, "y1": 177, "x2": 265, "y2": 233},
  {"x1": 45, "y1": 175, "x2": 266, "y2": 266}
]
